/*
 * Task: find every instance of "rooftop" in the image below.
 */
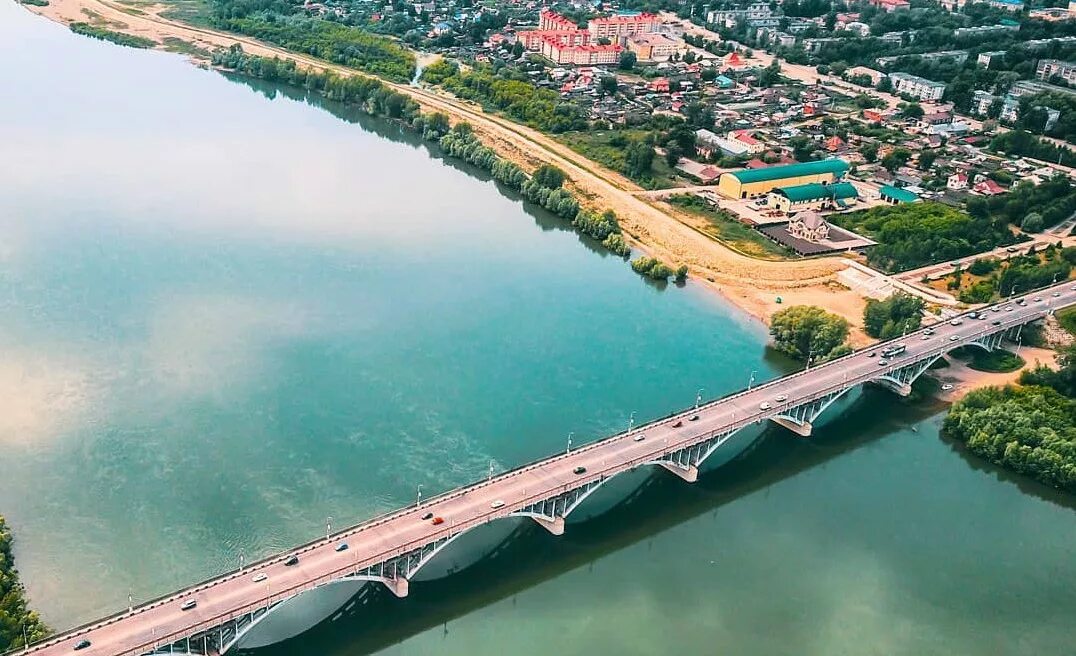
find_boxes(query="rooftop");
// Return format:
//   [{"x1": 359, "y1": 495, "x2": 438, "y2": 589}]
[
  {"x1": 773, "y1": 181, "x2": 858, "y2": 202},
  {"x1": 879, "y1": 185, "x2": 919, "y2": 203},
  {"x1": 728, "y1": 159, "x2": 849, "y2": 184}
]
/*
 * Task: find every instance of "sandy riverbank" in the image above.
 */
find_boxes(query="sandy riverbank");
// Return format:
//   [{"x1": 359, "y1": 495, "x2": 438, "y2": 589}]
[
  {"x1": 930, "y1": 346, "x2": 1058, "y2": 402},
  {"x1": 20, "y1": 0, "x2": 865, "y2": 335}
]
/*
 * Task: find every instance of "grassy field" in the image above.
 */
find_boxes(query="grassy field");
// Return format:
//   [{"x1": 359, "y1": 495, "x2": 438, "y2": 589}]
[
  {"x1": 156, "y1": 0, "x2": 213, "y2": 27},
  {"x1": 665, "y1": 194, "x2": 794, "y2": 260},
  {"x1": 556, "y1": 129, "x2": 681, "y2": 190}
]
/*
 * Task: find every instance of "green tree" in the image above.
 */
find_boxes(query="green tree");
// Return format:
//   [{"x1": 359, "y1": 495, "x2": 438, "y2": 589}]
[
  {"x1": 618, "y1": 51, "x2": 637, "y2": 70},
  {"x1": 1021, "y1": 212, "x2": 1044, "y2": 233},
  {"x1": 769, "y1": 305, "x2": 851, "y2": 362},
  {"x1": 881, "y1": 148, "x2": 912, "y2": 172},
  {"x1": 862, "y1": 293, "x2": 925, "y2": 339},
  {"x1": 623, "y1": 142, "x2": 655, "y2": 179}
]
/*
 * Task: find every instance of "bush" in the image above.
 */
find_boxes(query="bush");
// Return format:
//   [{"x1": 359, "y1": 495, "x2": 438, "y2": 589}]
[
  {"x1": 631, "y1": 256, "x2": 674, "y2": 280},
  {"x1": 959, "y1": 280, "x2": 996, "y2": 304},
  {"x1": 1021, "y1": 212, "x2": 1044, "y2": 233},
  {"x1": 967, "y1": 258, "x2": 1000, "y2": 276}
]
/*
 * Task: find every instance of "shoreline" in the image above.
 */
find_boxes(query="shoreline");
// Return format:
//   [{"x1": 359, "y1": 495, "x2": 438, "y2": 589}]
[{"x1": 17, "y1": 0, "x2": 863, "y2": 336}]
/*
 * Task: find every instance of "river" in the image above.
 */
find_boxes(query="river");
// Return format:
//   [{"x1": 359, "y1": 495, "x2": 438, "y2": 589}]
[{"x1": 1, "y1": 4, "x2": 1075, "y2": 655}]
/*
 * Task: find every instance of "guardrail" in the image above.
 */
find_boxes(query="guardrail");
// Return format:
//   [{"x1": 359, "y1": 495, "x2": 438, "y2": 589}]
[{"x1": 11, "y1": 286, "x2": 1071, "y2": 656}]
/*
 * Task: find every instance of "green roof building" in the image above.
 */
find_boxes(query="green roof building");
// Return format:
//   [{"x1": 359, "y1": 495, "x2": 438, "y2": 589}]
[
  {"x1": 879, "y1": 185, "x2": 919, "y2": 204},
  {"x1": 769, "y1": 181, "x2": 859, "y2": 212},
  {"x1": 718, "y1": 159, "x2": 850, "y2": 199}
]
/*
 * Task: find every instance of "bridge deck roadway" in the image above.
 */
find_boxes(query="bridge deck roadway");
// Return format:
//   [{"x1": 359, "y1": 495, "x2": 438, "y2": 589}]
[{"x1": 22, "y1": 282, "x2": 1076, "y2": 656}]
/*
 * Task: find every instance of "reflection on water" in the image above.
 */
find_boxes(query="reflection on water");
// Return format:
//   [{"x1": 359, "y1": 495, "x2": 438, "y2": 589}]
[{"x1": 2, "y1": 5, "x2": 1076, "y2": 656}]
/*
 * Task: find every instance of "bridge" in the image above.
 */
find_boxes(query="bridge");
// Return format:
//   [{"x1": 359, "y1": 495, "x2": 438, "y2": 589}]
[{"x1": 16, "y1": 282, "x2": 1076, "y2": 656}]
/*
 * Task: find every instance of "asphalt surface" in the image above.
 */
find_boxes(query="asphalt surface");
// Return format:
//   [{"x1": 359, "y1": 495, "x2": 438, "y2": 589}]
[{"x1": 23, "y1": 281, "x2": 1076, "y2": 656}]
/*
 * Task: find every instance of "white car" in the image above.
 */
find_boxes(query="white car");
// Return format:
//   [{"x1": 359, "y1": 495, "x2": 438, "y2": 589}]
[
  {"x1": 759, "y1": 402, "x2": 772, "y2": 410},
  {"x1": 774, "y1": 394, "x2": 787, "y2": 402},
  {"x1": 490, "y1": 500, "x2": 505, "y2": 509},
  {"x1": 252, "y1": 573, "x2": 268, "y2": 583},
  {"x1": 950, "y1": 319, "x2": 962, "y2": 326},
  {"x1": 941, "y1": 383, "x2": 954, "y2": 391},
  {"x1": 921, "y1": 335, "x2": 930, "y2": 340},
  {"x1": 949, "y1": 335, "x2": 959, "y2": 342},
  {"x1": 878, "y1": 358, "x2": 889, "y2": 366}
]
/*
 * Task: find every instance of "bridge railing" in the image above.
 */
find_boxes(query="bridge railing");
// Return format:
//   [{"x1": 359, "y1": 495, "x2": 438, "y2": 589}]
[{"x1": 11, "y1": 291, "x2": 1065, "y2": 656}]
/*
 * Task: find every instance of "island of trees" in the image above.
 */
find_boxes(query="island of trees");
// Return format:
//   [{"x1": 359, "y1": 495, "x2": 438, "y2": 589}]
[
  {"x1": 0, "y1": 516, "x2": 49, "y2": 651},
  {"x1": 945, "y1": 345, "x2": 1076, "y2": 492}
]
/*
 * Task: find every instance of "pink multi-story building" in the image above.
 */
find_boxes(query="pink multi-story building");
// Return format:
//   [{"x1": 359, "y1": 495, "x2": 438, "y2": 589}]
[
  {"x1": 517, "y1": 9, "x2": 627, "y2": 65},
  {"x1": 587, "y1": 13, "x2": 660, "y2": 40}
]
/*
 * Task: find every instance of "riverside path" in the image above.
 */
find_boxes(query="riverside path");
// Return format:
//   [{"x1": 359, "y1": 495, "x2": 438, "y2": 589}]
[{"x1": 16, "y1": 281, "x2": 1076, "y2": 656}]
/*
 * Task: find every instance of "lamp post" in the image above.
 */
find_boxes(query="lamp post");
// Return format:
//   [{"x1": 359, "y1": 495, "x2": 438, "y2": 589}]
[
  {"x1": 416, "y1": 485, "x2": 423, "y2": 507},
  {"x1": 239, "y1": 551, "x2": 245, "y2": 572},
  {"x1": 488, "y1": 459, "x2": 494, "y2": 482},
  {"x1": 627, "y1": 411, "x2": 636, "y2": 435},
  {"x1": 566, "y1": 432, "x2": 573, "y2": 454},
  {"x1": 747, "y1": 370, "x2": 756, "y2": 390},
  {"x1": 325, "y1": 517, "x2": 332, "y2": 540},
  {"x1": 695, "y1": 388, "x2": 704, "y2": 411}
]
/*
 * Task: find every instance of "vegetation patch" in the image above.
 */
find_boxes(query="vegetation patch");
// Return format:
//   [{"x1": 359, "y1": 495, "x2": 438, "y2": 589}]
[
  {"x1": 18, "y1": 0, "x2": 50, "y2": 6},
  {"x1": 863, "y1": 293, "x2": 924, "y2": 340},
  {"x1": 69, "y1": 22, "x2": 155, "y2": 48},
  {"x1": 769, "y1": 305, "x2": 851, "y2": 363},
  {"x1": 0, "y1": 516, "x2": 50, "y2": 650},
  {"x1": 209, "y1": 0, "x2": 416, "y2": 82},
  {"x1": 666, "y1": 194, "x2": 792, "y2": 260},
  {"x1": 556, "y1": 129, "x2": 679, "y2": 189},
  {"x1": 951, "y1": 347, "x2": 1026, "y2": 374},
  {"x1": 828, "y1": 202, "x2": 1018, "y2": 273},
  {"x1": 630, "y1": 256, "x2": 686, "y2": 282},
  {"x1": 945, "y1": 385, "x2": 1076, "y2": 492},
  {"x1": 422, "y1": 60, "x2": 585, "y2": 133},
  {"x1": 1057, "y1": 307, "x2": 1076, "y2": 338}
]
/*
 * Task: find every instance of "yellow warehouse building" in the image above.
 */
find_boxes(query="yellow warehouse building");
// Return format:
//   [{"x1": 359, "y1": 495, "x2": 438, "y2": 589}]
[{"x1": 717, "y1": 159, "x2": 851, "y2": 199}]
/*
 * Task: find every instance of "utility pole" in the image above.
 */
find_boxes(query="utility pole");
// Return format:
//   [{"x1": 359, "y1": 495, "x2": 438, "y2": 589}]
[
  {"x1": 695, "y1": 388, "x2": 704, "y2": 411},
  {"x1": 567, "y1": 432, "x2": 573, "y2": 454},
  {"x1": 747, "y1": 370, "x2": 756, "y2": 390}
]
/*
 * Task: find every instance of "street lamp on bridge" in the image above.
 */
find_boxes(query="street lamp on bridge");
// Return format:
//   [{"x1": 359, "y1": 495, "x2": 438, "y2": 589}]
[
  {"x1": 747, "y1": 370, "x2": 756, "y2": 390},
  {"x1": 627, "y1": 411, "x2": 636, "y2": 435},
  {"x1": 325, "y1": 518, "x2": 332, "y2": 540},
  {"x1": 566, "y1": 432, "x2": 573, "y2": 454},
  {"x1": 416, "y1": 485, "x2": 423, "y2": 508},
  {"x1": 695, "y1": 388, "x2": 704, "y2": 411}
]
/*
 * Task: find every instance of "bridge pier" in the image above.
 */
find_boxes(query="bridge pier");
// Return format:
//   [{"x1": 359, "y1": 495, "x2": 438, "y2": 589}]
[
  {"x1": 770, "y1": 417, "x2": 814, "y2": 437},
  {"x1": 530, "y1": 515, "x2": 565, "y2": 535},
  {"x1": 872, "y1": 379, "x2": 912, "y2": 397},
  {"x1": 658, "y1": 462, "x2": 699, "y2": 482},
  {"x1": 384, "y1": 576, "x2": 410, "y2": 598}
]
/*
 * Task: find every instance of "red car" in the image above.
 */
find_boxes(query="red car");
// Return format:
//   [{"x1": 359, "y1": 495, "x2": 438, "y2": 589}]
[{"x1": 432, "y1": 517, "x2": 445, "y2": 525}]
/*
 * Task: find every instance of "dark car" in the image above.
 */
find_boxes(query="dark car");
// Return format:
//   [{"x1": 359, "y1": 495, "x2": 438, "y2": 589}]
[
  {"x1": 73, "y1": 640, "x2": 91, "y2": 651},
  {"x1": 672, "y1": 420, "x2": 683, "y2": 428},
  {"x1": 992, "y1": 320, "x2": 1001, "y2": 326},
  {"x1": 284, "y1": 555, "x2": 299, "y2": 566},
  {"x1": 573, "y1": 466, "x2": 587, "y2": 475},
  {"x1": 335, "y1": 542, "x2": 349, "y2": 552}
]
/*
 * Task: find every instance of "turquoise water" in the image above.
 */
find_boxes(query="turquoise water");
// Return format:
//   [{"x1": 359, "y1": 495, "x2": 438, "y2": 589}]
[{"x1": 1, "y1": 4, "x2": 1075, "y2": 654}]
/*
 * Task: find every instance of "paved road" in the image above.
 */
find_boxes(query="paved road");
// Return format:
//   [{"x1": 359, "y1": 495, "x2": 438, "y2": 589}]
[
  {"x1": 22, "y1": 282, "x2": 1076, "y2": 656},
  {"x1": 896, "y1": 235, "x2": 1076, "y2": 283}
]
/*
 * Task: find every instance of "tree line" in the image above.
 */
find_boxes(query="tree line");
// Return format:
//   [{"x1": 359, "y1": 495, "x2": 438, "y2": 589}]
[
  {"x1": 207, "y1": 0, "x2": 415, "y2": 82},
  {"x1": 0, "y1": 516, "x2": 49, "y2": 651}
]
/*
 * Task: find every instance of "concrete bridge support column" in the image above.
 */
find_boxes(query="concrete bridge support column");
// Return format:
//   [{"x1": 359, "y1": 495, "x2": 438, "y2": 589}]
[
  {"x1": 530, "y1": 515, "x2": 565, "y2": 535},
  {"x1": 384, "y1": 577, "x2": 410, "y2": 598},
  {"x1": 770, "y1": 417, "x2": 814, "y2": 437},
  {"x1": 658, "y1": 462, "x2": 699, "y2": 482}
]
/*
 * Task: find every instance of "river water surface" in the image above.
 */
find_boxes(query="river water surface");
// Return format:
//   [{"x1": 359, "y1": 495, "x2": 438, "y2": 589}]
[{"x1": 1, "y1": 4, "x2": 1075, "y2": 655}]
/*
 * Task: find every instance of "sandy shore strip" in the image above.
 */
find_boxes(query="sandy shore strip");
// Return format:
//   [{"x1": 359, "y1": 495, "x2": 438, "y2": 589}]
[{"x1": 930, "y1": 346, "x2": 1058, "y2": 402}]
